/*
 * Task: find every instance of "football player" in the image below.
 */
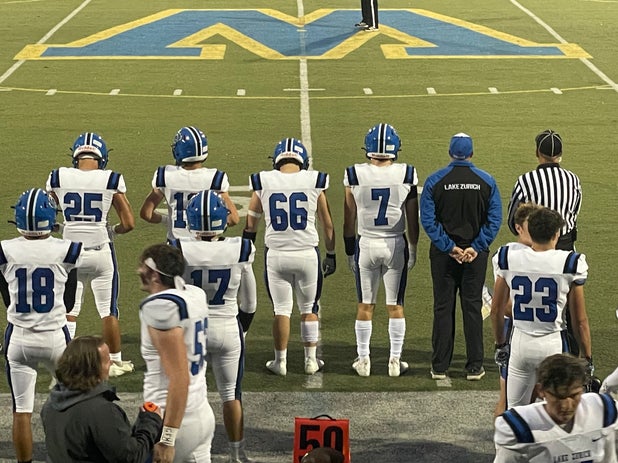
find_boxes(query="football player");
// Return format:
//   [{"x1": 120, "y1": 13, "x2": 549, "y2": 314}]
[
  {"x1": 139, "y1": 243, "x2": 215, "y2": 463},
  {"x1": 494, "y1": 353, "x2": 617, "y2": 463},
  {"x1": 1, "y1": 188, "x2": 82, "y2": 463},
  {"x1": 343, "y1": 123, "x2": 419, "y2": 377},
  {"x1": 490, "y1": 202, "x2": 541, "y2": 417},
  {"x1": 46, "y1": 132, "x2": 135, "y2": 377},
  {"x1": 171, "y1": 190, "x2": 257, "y2": 463},
  {"x1": 140, "y1": 126, "x2": 239, "y2": 240},
  {"x1": 491, "y1": 207, "x2": 593, "y2": 409},
  {"x1": 243, "y1": 138, "x2": 336, "y2": 376}
]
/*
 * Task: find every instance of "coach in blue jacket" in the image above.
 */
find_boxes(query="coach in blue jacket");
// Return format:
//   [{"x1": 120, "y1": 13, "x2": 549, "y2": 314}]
[{"x1": 420, "y1": 133, "x2": 502, "y2": 382}]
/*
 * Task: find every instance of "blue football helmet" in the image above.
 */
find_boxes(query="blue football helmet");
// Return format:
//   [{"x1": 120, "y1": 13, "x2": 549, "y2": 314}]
[
  {"x1": 14, "y1": 188, "x2": 57, "y2": 237},
  {"x1": 72, "y1": 132, "x2": 109, "y2": 169},
  {"x1": 171, "y1": 126, "x2": 209, "y2": 165},
  {"x1": 272, "y1": 138, "x2": 309, "y2": 170},
  {"x1": 186, "y1": 190, "x2": 228, "y2": 236},
  {"x1": 363, "y1": 123, "x2": 401, "y2": 160}
]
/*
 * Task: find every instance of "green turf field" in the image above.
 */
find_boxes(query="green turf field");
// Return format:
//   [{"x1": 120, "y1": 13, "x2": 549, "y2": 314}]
[{"x1": 0, "y1": 0, "x2": 617, "y2": 397}]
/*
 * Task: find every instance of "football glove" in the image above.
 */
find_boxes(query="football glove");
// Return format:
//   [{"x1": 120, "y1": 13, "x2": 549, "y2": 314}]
[
  {"x1": 408, "y1": 244, "x2": 417, "y2": 270},
  {"x1": 585, "y1": 356, "x2": 595, "y2": 378},
  {"x1": 585, "y1": 376, "x2": 602, "y2": 393},
  {"x1": 494, "y1": 342, "x2": 510, "y2": 368},
  {"x1": 322, "y1": 252, "x2": 336, "y2": 278},
  {"x1": 347, "y1": 255, "x2": 357, "y2": 274}
]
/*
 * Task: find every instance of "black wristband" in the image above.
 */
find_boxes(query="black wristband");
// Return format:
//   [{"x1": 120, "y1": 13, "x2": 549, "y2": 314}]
[
  {"x1": 344, "y1": 236, "x2": 356, "y2": 256},
  {"x1": 495, "y1": 342, "x2": 508, "y2": 349},
  {"x1": 242, "y1": 230, "x2": 257, "y2": 243},
  {"x1": 326, "y1": 251, "x2": 336, "y2": 257}
]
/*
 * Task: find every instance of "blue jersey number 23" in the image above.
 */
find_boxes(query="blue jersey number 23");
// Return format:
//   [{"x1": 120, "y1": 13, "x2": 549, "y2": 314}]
[{"x1": 512, "y1": 276, "x2": 558, "y2": 322}]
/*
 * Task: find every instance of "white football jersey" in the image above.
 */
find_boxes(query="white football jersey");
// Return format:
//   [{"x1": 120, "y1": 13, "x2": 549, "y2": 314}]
[
  {"x1": 495, "y1": 246, "x2": 588, "y2": 335},
  {"x1": 140, "y1": 283, "x2": 209, "y2": 413},
  {"x1": 171, "y1": 237, "x2": 256, "y2": 319},
  {"x1": 151, "y1": 165, "x2": 230, "y2": 239},
  {"x1": 343, "y1": 163, "x2": 417, "y2": 238},
  {"x1": 492, "y1": 241, "x2": 529, "y2": 281},
  {"x1": 0, "y1": 236, "x2": 82, "y2": 331},
  {"x1": 46, "y1": 167, "x2": 126, "y2": 247},
  {"x1": 494, "y1": 394, "x2": 618, "y2": 463},
  {"x1": 250, "y1": 169, "x2": 328, "y2": 251}
]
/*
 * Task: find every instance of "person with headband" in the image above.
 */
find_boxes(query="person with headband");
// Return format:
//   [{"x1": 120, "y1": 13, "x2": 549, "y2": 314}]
[{"x1": 138, "y1": 243, "x2": 215, "y2": 463}]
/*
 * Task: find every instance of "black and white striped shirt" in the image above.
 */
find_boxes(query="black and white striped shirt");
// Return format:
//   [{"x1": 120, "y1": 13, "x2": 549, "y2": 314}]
[{"x1": 507, "y1": 163, "x2": 582, "y2": 237}]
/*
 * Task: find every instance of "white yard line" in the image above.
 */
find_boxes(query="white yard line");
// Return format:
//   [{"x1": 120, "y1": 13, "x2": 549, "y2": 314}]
[
  {"x1": 0, "y1": 0, "x2": 92, "y2": 84},
  {"x1": 510, "y1": 0, "x2": 618, "y2": 92}
]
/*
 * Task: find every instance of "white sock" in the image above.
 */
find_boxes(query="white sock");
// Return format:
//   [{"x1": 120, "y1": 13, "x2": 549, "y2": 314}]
[
  {"x1": 66, "y1": 321, "x2": 77, "y2": 339},
  {"x1": 229, "y1": 440, "x2": 242, "y2": 459},
  {"x1": 274, "y1": 349, "x2": 287, "y2": 363},
  {"x1": 304, "y1": 345, "x2": 317, "y2": 360},
  {"x1": 110, "y1": 352, "x2": 122, "y2": 363},
  {"x1": 388, "y1": 318, "x2": 406, "y2": 359},
  {"x1": 355, "y1": 320, "x2": 372, "y2": 358}
]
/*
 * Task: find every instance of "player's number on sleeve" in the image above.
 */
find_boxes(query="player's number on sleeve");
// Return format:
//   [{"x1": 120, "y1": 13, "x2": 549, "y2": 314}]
[
  {"x1": 297, "y1": 424, "x2": 345, "y2": 462},
  {"x1": 371, "y1": 188, "x2": 390, "y2": 226},
  {"x1": 511, "y1": 276, "x2": 558, "y2": 322},
  {"x1": 269, "y1": 192, "x2": 308, "y2": 231},
  {"x1": 190, "y1": 269, "x2": 231, "y2": 306},
  {"x1": 190, "y1": 317, "x2": 208, "y2": 375},
  {"x1": 15, "y1": 267, "x2": 55, "y2": 313},
  {"x1": 63, "y1": 192, "x2": 103, "y2": 222}
]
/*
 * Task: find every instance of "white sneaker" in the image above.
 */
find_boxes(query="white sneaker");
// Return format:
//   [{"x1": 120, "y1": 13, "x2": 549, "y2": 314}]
[
  {"x1": 352, "y1": 357, "x2": 371, "y2": 377},
  {"x1": 266, "y1": 359, "x2": 287, "y2": 376},
  {"x1": 109, "y1": 360, "x2": 135, "y2": 378},
  {"x1": 388, "y1": 358, "x2": 409, "y2": 377},
  {"x1": 430, "y1": 369, "x2": 447, "y2": 380},
  {"x1": 305, "y1": 357, "x2": 324, "y2": 375}
]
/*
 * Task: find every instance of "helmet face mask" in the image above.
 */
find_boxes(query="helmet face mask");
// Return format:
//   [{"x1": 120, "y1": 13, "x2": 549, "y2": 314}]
[
  {"x1": 172, "y1": 126, "x2": 209, "y2": 166},
  {"x1": 14, "y1": 188, "x2": 57, "y2": 237},
  {"x1": 364, "y1": 123, "x2": 401, "y2": 160},
  {"x1": 272, "y1": 138, "x2": 309, "y2": 170},
  {"x1": 186, "y1": 191, "x2": 228, "y2": 237},
  {"x1": 72, "y1": 132, "x2": 109, "y2": 169}
]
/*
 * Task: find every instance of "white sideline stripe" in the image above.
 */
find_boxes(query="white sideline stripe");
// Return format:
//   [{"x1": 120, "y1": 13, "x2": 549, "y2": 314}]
[
  {"x1": 363, "y1": 87, "x2": 373, "y2": 95},
  {"x1": 427, "y1": 87, "x2": 437, "y2": 95},
  {"x1": 488, "y1": 87, "x2": 499, "y2": 94},
  {"x1": 283, "y1": 88, "x2": 325, "y2": 92},
  {"x1": 173, "y1": 89, "x2": 182, "y2": 96},
  {"x1": 0, "y1": 0, "x2": 92, "y2": 85},
  {"x1": 551, "y1": 87, "x2": 563, "y2": 94},
  {"x1": 510, "y1": 0, "x2": 618, "y2": 93},
  {"x1": 46, "y1": 88, "x2": 57, "y2": 96},
  {"x1": 297, "y1": 0, "x2": 322, "y2": 390}
]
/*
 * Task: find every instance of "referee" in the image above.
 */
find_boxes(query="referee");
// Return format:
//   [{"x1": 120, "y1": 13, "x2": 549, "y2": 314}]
[
  {"x1": 506, "y1": 129, "x2": 582, "y2": 354},
  {"x1": 507, "y1": 129, "x2": 582, "y2": 251}
]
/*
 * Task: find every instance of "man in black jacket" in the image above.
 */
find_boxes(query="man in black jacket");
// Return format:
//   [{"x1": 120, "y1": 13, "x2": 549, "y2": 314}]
[{"x1": 41, "y1": 336, "x2": 162, "y2": 463}]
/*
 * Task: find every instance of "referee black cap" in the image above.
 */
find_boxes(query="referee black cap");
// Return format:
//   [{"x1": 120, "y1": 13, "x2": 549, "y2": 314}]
[{"x1": 536, "y1": 129, "x2": 562, "y2": 157}]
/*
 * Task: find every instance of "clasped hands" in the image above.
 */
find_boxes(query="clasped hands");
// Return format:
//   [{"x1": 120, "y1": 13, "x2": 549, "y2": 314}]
[{"x1": 449, "y1": 246, "x2": 477, "y2": 264}]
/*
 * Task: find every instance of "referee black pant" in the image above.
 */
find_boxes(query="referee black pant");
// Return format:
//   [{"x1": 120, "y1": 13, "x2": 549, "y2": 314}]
[
  {"x1": 429, "y1": 245, "x2": 488, "y2": 373},
  {"x1": 361, "y1": 0, "x2": 379, "y2": 27},
  {"x1": 556, "y1": 231, "x2": 580, "y2": 356}
]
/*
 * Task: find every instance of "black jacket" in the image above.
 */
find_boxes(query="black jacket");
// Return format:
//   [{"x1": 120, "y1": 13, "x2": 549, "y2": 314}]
[{"x1": 41, "y1": 382, "x2": 162, "y2": 463}]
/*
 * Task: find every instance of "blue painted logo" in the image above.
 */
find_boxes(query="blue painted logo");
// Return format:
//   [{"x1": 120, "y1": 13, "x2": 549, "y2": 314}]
[{"x1": 16, "y1": 9, "x2": 589, "y2": 60}]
